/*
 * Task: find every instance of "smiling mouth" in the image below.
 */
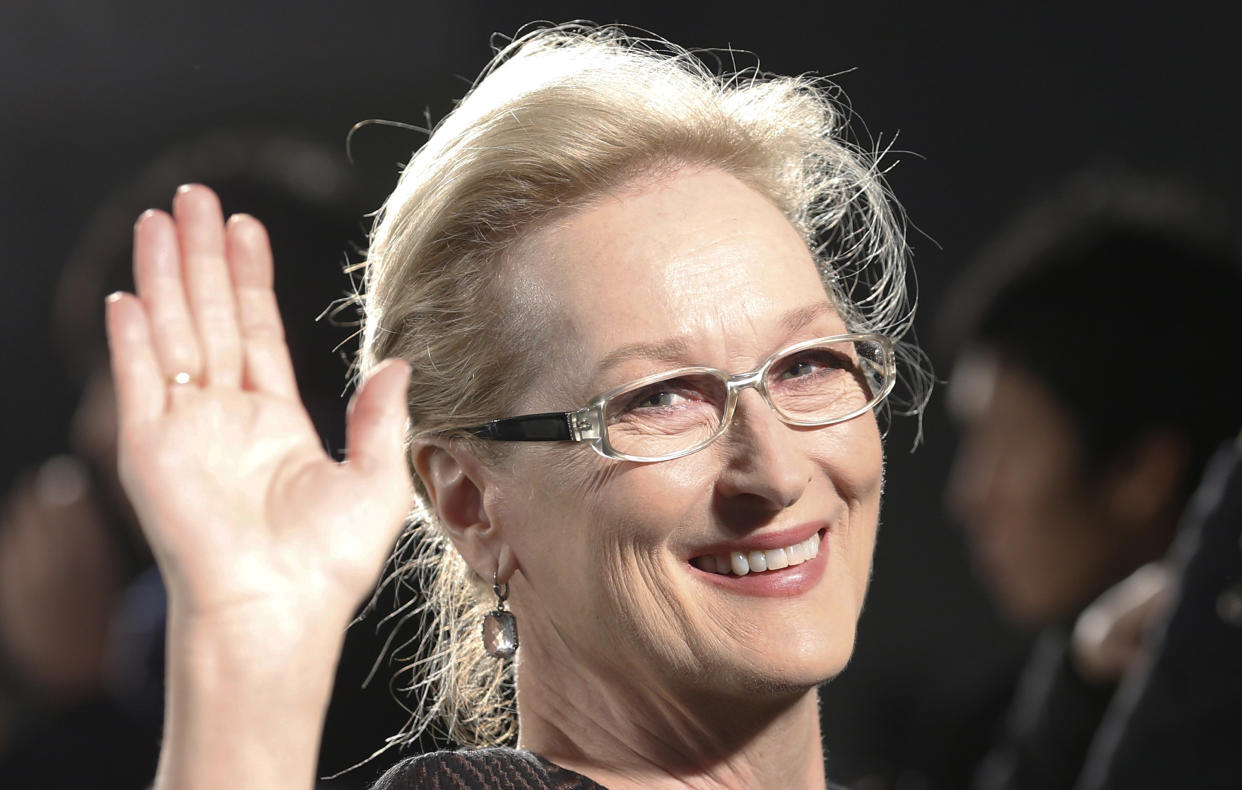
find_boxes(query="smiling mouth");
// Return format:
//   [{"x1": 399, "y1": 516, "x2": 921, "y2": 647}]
[{"x1": 690, "y1": 531, "x2": 822, "y2": 577}]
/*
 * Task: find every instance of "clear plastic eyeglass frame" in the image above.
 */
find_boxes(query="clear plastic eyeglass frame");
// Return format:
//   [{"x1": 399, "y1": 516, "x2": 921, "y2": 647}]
[{"x1": 462, "y1": 332, "x2": 896, "y2": 464}]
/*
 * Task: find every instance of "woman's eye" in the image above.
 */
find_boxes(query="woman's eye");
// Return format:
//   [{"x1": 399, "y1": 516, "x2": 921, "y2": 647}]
[
  {"x1": 634, "y1": 390, "x2": 682, "y2": 408},
  {"x1": 782, "y1": 360, "x2": 821, "y2": 379},
  {"x1": 624, "y1": 387, "x2": 694, "y2": 412},
  {"x1": 614, "y1": 377, "x2": 717, "y2": 417},
  {"x1": 778, "y1": 351, "x2": 846, "y2": 380}
]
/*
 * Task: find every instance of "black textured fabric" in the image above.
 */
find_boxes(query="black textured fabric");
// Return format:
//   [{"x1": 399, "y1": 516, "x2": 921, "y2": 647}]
[
  {"x1": 372, "y1": 748, "x2": 607, "y2": 790},
  {"x1": 373, "y1": 746, "x2": 851, "y2": 789}
]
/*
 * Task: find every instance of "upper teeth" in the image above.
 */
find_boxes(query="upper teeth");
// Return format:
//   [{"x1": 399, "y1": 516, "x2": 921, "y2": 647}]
[{"x1": 692, "y1": 532, "x2": 821, "y2": 576}]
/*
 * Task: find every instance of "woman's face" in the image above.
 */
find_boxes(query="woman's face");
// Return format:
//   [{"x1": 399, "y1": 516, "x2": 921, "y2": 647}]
[{"x1": 488, "y1": 166, "x2": 884, "y2": 704}]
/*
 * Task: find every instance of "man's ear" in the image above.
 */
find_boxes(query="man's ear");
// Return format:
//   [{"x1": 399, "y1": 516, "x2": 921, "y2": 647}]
[
  {"x1": 411, "y1": 439, "x2": 508, "y2": 578},
  {"x1": 1104, "y1": 430, "x2": 1188, "y2": 529}
]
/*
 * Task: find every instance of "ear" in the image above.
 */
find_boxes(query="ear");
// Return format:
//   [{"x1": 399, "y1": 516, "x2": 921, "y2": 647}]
[
  {"x1": 1103, "y1": 430, "x2": 1188, "y2": 529},
  {"x1": 411, "y1": 439, "x2": 513, "y2": 580}
]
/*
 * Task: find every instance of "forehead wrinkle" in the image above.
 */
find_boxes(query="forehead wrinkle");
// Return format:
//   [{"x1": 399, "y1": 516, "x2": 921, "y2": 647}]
[
  {"x1": 500, "y1": 167, "x2": 840, "y2": 408},
  {"x1": 592, "y1": 300, "x2": 843, "y2": 381}
]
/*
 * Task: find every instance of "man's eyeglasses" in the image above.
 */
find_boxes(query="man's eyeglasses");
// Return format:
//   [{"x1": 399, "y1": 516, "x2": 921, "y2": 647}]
[{"x1": 460, "y1": 333, "x2": 896, "y2": 463}]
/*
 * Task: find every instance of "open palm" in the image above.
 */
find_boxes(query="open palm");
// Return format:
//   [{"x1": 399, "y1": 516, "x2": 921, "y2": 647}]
[{"x1": 106, "y1": 185, "x2": 412, "y2": 626}]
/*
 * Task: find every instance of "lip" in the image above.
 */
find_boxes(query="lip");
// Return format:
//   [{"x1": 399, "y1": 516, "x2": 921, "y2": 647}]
[
  {"x1": 685, "y1": 521, "x2": 827, "y2": 558},
  {"x1": 686, "y1": 523, "x2": 830, "y2": 599}
]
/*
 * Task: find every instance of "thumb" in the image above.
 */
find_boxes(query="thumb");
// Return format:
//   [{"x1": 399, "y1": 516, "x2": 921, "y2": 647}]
[{"x1": 345, "y1": 359, "x2": 412, "y2": 483}]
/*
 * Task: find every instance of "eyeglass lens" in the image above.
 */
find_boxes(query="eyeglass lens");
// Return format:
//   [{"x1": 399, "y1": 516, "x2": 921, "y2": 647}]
[{"x1": 602, "y1": 338, "x2": 887, "y2": 458}]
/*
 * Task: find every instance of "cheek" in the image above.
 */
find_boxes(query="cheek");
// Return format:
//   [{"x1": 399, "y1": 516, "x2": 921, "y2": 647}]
[
  {"x1": 817, "y1": 415, "x2": 886, "y2": 514},
  {"x1": 982, "y1": 469, "x2": 1101, "y2": 618},
  {"x1": 502, "y1": 448, "x2": 703, "y2": 614},
  {"x1": 807, "y1": 418, "x2": 884, "y2": 599},
  {"x1": 994, "y1": 455, "x2": 1080, "y2": 550},
  {"x1": 551, "y1": 454, "x2": 753, "y2": 664},
  {"x1": 595, "y1": 538, "x2": 702, "y2": 668},
  {"x1": 849, "y1": 428, "x2": 885, "y2": 577},
  {"x1": 579, "y1": 463, "x2": 704, "y2": 604}
]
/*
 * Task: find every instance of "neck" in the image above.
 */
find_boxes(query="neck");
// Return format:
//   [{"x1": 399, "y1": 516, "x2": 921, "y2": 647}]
[{"x1": 514, "y1": 644, "x2": 829, "y2": 790}]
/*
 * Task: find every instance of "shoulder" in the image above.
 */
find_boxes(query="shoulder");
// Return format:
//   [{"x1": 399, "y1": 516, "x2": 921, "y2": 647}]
[{"x1": 372, "y1": 747, "x2": 607, "y2": 790}]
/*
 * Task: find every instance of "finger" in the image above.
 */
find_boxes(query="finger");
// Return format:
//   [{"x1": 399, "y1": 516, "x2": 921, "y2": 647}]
[
  {"x1": 345, "y1": 359, "x2": 412, "y2": 483},
  {"x1": 173, "y1": 185, "x2": 243, "y2": 387},
  {"x1": 132, "y1": 209, "x2": 203, "y2": 381},
  {"x1": 225, "y1": 214, "x2": 299, "y2": 398},
  {"x1": 106, "y1": 291, "x2": 166, "y2": 426}
]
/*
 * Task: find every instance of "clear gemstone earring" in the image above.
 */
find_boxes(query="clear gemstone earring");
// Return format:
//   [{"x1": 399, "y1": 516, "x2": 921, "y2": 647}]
[{"x1": 482, "y1": 571, "x2": 518, "y2": 659}]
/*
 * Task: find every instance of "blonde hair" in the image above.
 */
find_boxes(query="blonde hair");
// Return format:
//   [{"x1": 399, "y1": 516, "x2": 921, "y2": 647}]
[{"x1": 358, "y1": 23, "x2": 926, "y2": 748}]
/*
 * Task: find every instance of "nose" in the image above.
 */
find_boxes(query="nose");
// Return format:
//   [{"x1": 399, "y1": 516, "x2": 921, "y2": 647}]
[{"x1": 714, "y1": 388, "x2": 811, "y2": 510}]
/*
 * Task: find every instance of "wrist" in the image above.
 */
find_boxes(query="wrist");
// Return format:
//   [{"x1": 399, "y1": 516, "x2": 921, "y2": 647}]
[
  {"x1": 168, "y1": 594, "x2": 346, "y2": 697},
  {"x1": 155, "y1": 599, "x2": 347, "y2": 790}
]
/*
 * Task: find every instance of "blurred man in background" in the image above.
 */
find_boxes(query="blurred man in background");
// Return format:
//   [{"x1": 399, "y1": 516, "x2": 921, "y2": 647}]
[{"x1": 928, "y1": 173, "x2": 1242, "y2": 789}]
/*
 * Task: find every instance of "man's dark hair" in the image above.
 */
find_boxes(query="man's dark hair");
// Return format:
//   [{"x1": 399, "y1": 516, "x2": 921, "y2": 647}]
[{"x1": 940, "y1": 172, "x2": 1242, "y2": 492}]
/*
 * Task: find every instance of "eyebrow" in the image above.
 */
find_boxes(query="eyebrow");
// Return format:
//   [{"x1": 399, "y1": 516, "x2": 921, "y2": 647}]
[
  {"x1": 593, "y1": 337, "x2": 692, "y2": 379},
  {"x1": 592, "y1": 301, "x2": 837, "y2": 379},
  {"x1": 780, "y1": 302, "x2": 836, "y2": 337}
]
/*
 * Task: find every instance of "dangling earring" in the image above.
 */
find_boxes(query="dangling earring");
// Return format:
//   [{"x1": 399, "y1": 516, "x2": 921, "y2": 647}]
[{"x1": 482, "y1": 571, "x2": 518, "y2": 659}]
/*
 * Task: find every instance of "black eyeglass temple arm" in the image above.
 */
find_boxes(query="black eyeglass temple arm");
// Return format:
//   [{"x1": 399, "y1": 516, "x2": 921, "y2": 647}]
[{"x1": 465, "y1": 412, "x2": 575, "y2": 442}]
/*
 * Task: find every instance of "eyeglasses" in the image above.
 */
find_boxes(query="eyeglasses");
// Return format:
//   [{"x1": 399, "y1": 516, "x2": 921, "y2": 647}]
[{"x1": 460, "y1": 332, "x2": 896, "y2": 463}]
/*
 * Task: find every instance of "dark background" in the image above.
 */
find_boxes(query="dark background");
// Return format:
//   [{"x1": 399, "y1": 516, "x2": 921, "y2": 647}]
[{"x1": 3, "y1": 1, "x2": 1239, "y2": 784}]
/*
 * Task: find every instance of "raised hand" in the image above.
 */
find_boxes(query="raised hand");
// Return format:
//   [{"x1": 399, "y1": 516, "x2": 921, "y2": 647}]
[
  {"x1": 107, "y1": 184, "x2": 411, "y2": 622},
  {"x1": 104, "y1": 185, "x2": 411, "y2": 789}
]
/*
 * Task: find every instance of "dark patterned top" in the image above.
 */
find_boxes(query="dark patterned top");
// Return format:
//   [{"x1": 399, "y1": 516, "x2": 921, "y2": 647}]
[
  {"x1": 372, "y1": 746, "x2": 849, "y2": 789},
  {"x1": 371, "y1": 748, "x2": 607, "y2": 789}
]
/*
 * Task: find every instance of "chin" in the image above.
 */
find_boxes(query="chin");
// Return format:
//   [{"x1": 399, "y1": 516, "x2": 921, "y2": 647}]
[
  {"x1": 776, "y1": 621, "x2": 858, "y2": 686},
  {"x1": 698, "y1": 616, "x2": 860, "y2": 702},
  {"x1": 694, "y1": 576, "x2": 864, "y2": 698}
]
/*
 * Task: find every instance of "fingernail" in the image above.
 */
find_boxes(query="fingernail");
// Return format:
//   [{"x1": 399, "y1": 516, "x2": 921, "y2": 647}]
[
  {"x1": 227, "y1": 213, "x2": 252, "y2": 225},
  {"x1": 105, "y1": 291, "x2": 124, "y2": 304},
  {"x1": 176, "y1": 183, "x2": 199, "y2": 195},
  {"x1": 134, "y1": 208, "x2": 157, "y2": 230}
]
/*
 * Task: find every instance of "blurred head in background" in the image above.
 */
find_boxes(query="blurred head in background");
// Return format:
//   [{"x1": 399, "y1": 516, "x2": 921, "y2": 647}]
[
  {"x1": 56, "y1": 130, "x2": 366, "y2": 527},
  {"x1": 940, "y1": 173, "x2": 1242, "y2": 626}
]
